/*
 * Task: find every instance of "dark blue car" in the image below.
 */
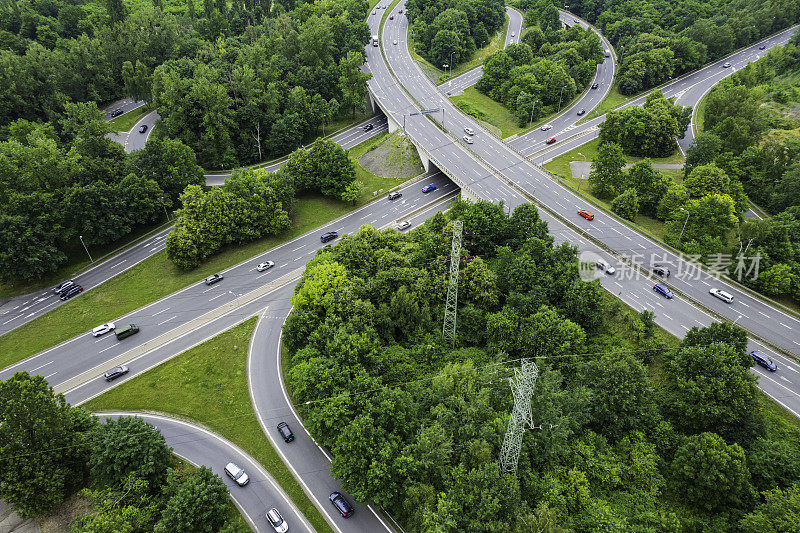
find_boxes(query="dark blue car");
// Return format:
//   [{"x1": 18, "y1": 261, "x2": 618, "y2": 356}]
[
  {"x1": 422, "y1": 184, "x2": 436, "y2": 193},
  {"x1": 653, "y1": 283, "x2": 673, "y2": 299},
  {"x1": 750, "y1": 350, "x2": 777, "y2": 371}
]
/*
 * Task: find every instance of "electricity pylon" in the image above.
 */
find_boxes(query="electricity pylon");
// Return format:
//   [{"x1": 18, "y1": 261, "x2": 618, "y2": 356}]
[
  {"x1": 498, "y1": 360, "x2": 539, "y2": 474},
  {"x1": 442, "y1": 220, "x2": 463, "y2": 346}
]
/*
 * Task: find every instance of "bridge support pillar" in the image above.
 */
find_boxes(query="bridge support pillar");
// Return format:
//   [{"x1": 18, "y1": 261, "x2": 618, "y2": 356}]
[
  {"x1": 415, "y1": 144, "x2": 431, "y2": 173},
  {"x1": 388, "y1": 119, "x2": 398, "y2": 133}
]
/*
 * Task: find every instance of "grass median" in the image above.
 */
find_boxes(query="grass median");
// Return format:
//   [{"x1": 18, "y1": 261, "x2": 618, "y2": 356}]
[
  {"x1": 108, "y1": 106, "x2": 151, "y2": 132},
  {"x1": 84, "y1": 318, "x2": 334, "y2": 533},
  {"x1": 0, "y1": 138, "x2": 417, "y2": 368}
]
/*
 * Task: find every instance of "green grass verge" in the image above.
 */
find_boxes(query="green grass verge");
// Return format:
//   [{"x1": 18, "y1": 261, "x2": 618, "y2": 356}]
[
  {"x1": 694, "y1": 88, "x2": 709, "y2": 133},
  {"x1": 580, "y1": 81, "x2": 630, "y2": 122},
  {"x1": 108, "y1": 106, "x2": 151, "y2": 132},
  {"x1": 84, "y1": 318, "x2": 334, "y2": 533},
  {"x1": 451, "y1": 86, "x2": 522, "y2": 138},
  {"x1": 0, "y1": 143, "x2": 418, "y2": 368}
]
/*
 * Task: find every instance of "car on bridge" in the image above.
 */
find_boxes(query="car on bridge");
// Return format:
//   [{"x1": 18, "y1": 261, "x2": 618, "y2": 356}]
[
  {"x1": 578, "y1": 209, "x2": 594, "y2": 220},
  {"x1": 653, "y1": 284, "x2": 674, "y2": 299},
  {"x1": 422, "y1": 184, "x2": 437, "y2": 193}
]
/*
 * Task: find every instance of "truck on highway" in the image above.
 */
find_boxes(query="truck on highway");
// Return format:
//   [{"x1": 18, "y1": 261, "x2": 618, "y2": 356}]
[{"x1": 372, "y1": 35, "x2": 379, "y2": 47}]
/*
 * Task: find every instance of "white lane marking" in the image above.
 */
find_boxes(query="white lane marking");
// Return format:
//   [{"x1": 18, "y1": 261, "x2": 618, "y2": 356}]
[
  {"x1": 780, "y1": 322, "x2": 792, "y2": 329},
  {"x1": 759, "y1": 311, "x2": 770, "y2": 318},
  {"x1": 152, "y1": 307, "x2": 170, "y2": 316},
  {"x1": 98, "y1": 345, "x2": 116, "y2": 354},
  {"x1": 157, "y1": 315, "x2": 177, "y2": 325},
  {"x1": 738, "y1": 301, "x2": 750, "y2": 308},
  {"x1": 663, "y1": 313, "x2": 672, "y2": 320},
  {"x1": 2, "y1": 315, "x2": 21, "y2": 325},
  {"x1": 30, "y1": 360, "x2": 54, "y2": 373},
  {"x1": 109, "y1": 260, "x2": 126, "y2": 269},
  {"x1": 202, "y1": 286, "x2": 216, "y2": 293},
  {"x1": 292, "y1": 245, "x2": 304, "y2": 252},
  {"x1": 209, "y1": 292, "x2": 227, "y2": 302},
  {"x1": 43, "y1": 371, "x2": 58, "y2": 380},
  {"x1": 280, "y1": 263, "x2": 288, "y2": 268}
]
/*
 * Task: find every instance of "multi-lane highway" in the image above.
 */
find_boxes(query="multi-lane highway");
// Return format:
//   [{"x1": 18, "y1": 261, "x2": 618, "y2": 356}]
[{"x1": 98, "y1": 412, "x2": 313, "y2": 533}]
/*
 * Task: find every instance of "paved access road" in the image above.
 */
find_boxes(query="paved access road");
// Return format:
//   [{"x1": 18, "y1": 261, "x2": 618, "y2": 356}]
[
  {"x1": 97, "y1": 412, "x2": 313, "y2": 533},
  {"x1": 102, "y1": 98, "x2": 146, "y2": 120},
  {"x1": 122, "y1": 110, "x2": 160, "y2": 153},
  {"x1": 444, "y1": 6, "x2": 524, "y2": 96}
]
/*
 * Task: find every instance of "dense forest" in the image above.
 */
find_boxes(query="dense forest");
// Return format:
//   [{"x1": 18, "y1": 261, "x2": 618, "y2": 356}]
[
  {"x1": 405, "y1": 0, "x2": 506, "y2": 68},
  {"x1": 476, "y1": 0, "x2": 602, "y2": 125},
  {"x1": 554, "y1": 0, "x2": 800, "y2": 95},
  {"x1": 0, "y1": 373, "x2": 243, "y2": 532},
  {"x1": 0, "y1": 0, "x2": 373, "y2": 169},
  {"x1": 0, "y1": 106, "x2": 204, "y2": 282},
  {"x1": 684, "y1": 33, "x2": 800, "y2": 304},
  {"x1": 0, "y1": 0, "x2": 375, "y2": 283},
  {"x1": 284, "y1": 199, "x2": 800, "y2": 531}
]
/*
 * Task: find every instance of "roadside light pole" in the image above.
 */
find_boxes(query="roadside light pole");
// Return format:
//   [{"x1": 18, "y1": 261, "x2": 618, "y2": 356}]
[
  {"x1": 79, "y1": 235, "x2": 93, "y2": 262},
  {"x1": 558, "y1": 85, "x2": 566, "y2": 112},
  {"x1": 528, "y1": 99, "x2": 538, "y2": 127},
  {"x1": 677, "y1": 207, "x2": 690, "y2": 246},
  {"x1": 160, "y1": 196, "x2": 169, "y2": 221}
]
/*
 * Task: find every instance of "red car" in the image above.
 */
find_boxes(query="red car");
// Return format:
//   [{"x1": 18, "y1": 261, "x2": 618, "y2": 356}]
[
  {"x1": 578, "y1": 209, "x2": 594, "y2": 220},
  {"x1": 546, "y1": 137, "x2": 556, "y2": 144}
]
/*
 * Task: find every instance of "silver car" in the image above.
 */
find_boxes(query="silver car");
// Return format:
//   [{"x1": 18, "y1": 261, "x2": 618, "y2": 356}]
[
  {"x1": 92, "y1": 322, "x2": 116, "y2": 337},
  {"x1": 257, "y1": 261, "x2": 275, "y2": 272},
  {"x1": 395, "y1": 221, "x2": 412, "y2": 231},
  {"x1": 266, "y1": 508, "x2": 288, "y2": 532},
  {"x1": 224, "y1": 462, "x2": 249, "y2": 486},
  {"x1": 463, "y1": 135, "x2": 473, "y2": 144},
  {"x1": 541, "y1": 124, "x2": 552, "y2": 131}
]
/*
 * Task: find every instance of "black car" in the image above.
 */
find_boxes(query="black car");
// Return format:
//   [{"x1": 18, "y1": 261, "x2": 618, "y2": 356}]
[
  {"x1": 750, "y1": 350, "x2": 777, "y2": 371},
  {"x1": 205, "y1": 274, "x2": 223, "y2": 285},
  {"x1": 329, "y1": 492, "x2": 354, "y2": 518},
  {"x1": 652, "y1": 265, "x2": 670, "y2": 278},
  {"x1": 363, "y1": 123, "x2": 374, "y2": 131},
  {"x1": 104, "y1": 365, "x2": 129, "y2": 381},
  {"x1": 53, "y1": 280, "x2": 74, "y2": 295},
  {"x1": 111, "y1": 108, "x2": 123, "y2": 117},
  {"x1": 388, "y1": 192, "x2": 402, "y2": 200},
  {"x1": 321, "y1": 231, "x2": 338, "y2": 243},
  {"x1": 277, "y1": 422, "x2": 295, "y2": 442},
  {"x1": 60, "y1": 285, "x2": 83, "y2": 300},
  {"x1": 138, "y1": 124, "x2": 148, "y2": 134},
  {"x1": 591, "y1": 82, "x2": 599, "y2": 89}
]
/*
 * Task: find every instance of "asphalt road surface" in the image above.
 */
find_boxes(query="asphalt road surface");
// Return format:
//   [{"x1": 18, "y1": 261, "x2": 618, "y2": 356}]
[
  {"x1": 97, "y1": 412, "x2": 312, "y2": 533},
  {"x1": 102, "y1": 98, "x2": 146, "y2": 120}
]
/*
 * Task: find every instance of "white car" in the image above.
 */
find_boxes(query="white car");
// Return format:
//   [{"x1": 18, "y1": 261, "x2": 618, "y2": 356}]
[
  {"x1": 393, "y1": 39, "x2": 397, "y2": 45},
  {"x1": 92, "y1": 322, "x2": 116, "y2": 337},
  {"x1": 266, "y1": 508, "x2": 288, "y2": 533},
  {"x1": 463, "y1": 135, "x2": 473, "y2": 144},
  {"x1": 595, "y1": 260, "x2": 616, "y2": 275},
  {"x1": 541, "y1": 124, "x2": 552, "y2": 131},
  {"x1": 395, "y1": 221, "x2": 412, "y2": 231},
  {"x1": 257, "y1": 261, "x2": 275, "y2": 272},
  {"x1": 723, "y1": 62, "x2": 731, "y2": 68},
  {"x1": 709, "y1": 288, "x2": 734, "y2": 303},
  {"x1": 224, "y1": 462, "x2": 249, "y2": 486},
  {"x1": 464, "y1": 127, "x2": 474, "y2": 135},
  {"x1": 511, "y1": 31, "x2": 515, "y2": 37}
]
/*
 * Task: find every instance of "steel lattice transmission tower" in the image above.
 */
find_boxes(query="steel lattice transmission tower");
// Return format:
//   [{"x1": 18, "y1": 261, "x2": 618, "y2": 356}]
[
  {"x1": 442, "y1": 220, "x2": 463, "y2": 346},
  {"x1": 499, "y1": 360, "x2": 539, "y2": 475}
]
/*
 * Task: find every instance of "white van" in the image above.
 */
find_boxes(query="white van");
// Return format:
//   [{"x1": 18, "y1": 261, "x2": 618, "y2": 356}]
[{"x1": 709, "y1": 288, "x2": 734, "y2": 303}]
